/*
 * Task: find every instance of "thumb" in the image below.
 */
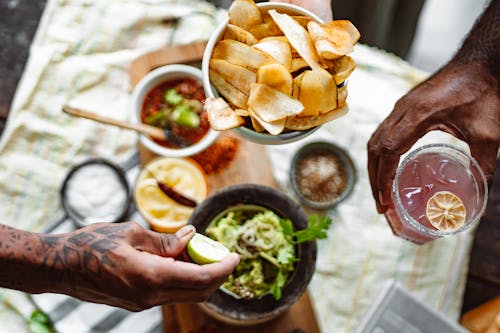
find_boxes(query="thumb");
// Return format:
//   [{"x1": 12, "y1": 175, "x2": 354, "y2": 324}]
[{"x1": 139, "y1": 225, "x2": 196, "y2": 258}]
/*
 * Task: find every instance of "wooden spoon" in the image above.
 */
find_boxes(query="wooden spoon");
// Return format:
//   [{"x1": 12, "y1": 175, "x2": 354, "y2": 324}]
[{"x1": 62, "y1": 105, "x2": 189, "y2": 146}]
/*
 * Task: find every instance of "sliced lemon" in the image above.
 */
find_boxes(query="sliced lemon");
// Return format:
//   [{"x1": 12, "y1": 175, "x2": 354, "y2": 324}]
[
  {"x1": 187, "y1": 233, "x2": 230, "y2": 265},
  {"x1": 425, "y1": 191, "x2": 467, "y2": 231},
  {"x1": 134, "y1": 157, "x2": 208, "y2": 233}
]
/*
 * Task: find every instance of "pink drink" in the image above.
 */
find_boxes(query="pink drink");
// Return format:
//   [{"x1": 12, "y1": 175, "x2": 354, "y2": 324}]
[{"x1": 385, "y1": 144, "x2": 487, "y2": 245}]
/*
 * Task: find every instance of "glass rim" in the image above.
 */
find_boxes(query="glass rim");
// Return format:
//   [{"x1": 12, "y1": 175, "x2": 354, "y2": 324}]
[{"x1": 392, "y1": 143, "x2": 488, "y2": 237}]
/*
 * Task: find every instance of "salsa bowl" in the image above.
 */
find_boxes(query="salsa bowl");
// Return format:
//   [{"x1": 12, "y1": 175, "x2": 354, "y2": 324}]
[{"x1": 131, "y1": 64, "x2": 219, "y2": 157}]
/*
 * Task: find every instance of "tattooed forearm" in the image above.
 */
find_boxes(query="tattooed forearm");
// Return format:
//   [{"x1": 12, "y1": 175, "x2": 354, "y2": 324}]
[
  {"x1": 0, "y1": 223, "x2": 130, "y2": 295},
  {"x1": 0, "y1": 224, "x2": 44, "y2": 292}
]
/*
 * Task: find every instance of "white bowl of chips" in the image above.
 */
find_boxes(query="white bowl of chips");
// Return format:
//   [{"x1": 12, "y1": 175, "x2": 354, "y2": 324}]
[{"x1": 202, "y1": 0, "x2": 359, "y2": 145}]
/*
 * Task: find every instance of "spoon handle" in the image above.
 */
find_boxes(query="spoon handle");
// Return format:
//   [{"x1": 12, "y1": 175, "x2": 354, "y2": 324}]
[{"x1": 62, "y1": 105, "x2": 166, "y2": 141}]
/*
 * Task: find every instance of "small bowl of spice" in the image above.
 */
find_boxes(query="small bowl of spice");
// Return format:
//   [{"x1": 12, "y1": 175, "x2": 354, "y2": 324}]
[{"x1": 290, "y1": 141, "x2": 356, "y2": 210}]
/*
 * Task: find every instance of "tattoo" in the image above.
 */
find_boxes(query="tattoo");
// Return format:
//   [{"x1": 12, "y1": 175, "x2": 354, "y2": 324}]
[
  {"x1": 91, "y1": 239, "x2": 119, "y2": 254},
  {"x1": 40, "y1": 235, "x2": 60, "y2": 248},
  {"x1": 1, "y1": 222, "x2": 132, "y2": 294},
  {"x1": 94, "y1": 224, "x2": 128, "y2": 236},
  {"x1": 0, "y1": 225, "x2": 52, "y2": 292},
  {"x1": 68, "y1": 232, "x2": 96, "y2": 246},
  {"x1": 100, "y1": 255, "x2": 115, "y2": 268},
  {"x1": 83, "y1": 251, "x2": 101, "y2": 274},
  {"x1": 40, "y1": 224, "x2": 130, "y2": 283}
]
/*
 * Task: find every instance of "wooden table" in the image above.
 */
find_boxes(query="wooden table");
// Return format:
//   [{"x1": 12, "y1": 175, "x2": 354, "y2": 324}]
[{"x1": 1, "y1": 0, "x2": 499, "y2": 319}]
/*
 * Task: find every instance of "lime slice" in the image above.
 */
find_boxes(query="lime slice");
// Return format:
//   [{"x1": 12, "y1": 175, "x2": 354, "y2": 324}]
[
  {"x1": 187, "y1": 233, "x2": 230, "y2": 265},
  {"x1": 425, "y1": 191, "x2": 467, "y2": 231}
]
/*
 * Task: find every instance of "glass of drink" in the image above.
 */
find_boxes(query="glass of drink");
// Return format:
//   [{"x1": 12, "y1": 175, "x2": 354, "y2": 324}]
[{"x1": 385, "y1": 143, "x2": 488, "y2": 245}]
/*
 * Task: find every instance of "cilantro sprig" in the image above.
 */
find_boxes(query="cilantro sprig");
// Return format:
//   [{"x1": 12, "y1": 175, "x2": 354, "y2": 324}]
[
  {"x1": 280, "y1": 213, "x2": 332, "y2": 244},
  {"x1": 269, "y1": 214, "x2": 332, "y2": 300}
]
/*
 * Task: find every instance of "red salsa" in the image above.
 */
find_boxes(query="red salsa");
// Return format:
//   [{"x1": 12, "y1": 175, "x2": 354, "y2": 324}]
[{"x1": 141, "y1": 77, "x2": 209, "y2": 148}]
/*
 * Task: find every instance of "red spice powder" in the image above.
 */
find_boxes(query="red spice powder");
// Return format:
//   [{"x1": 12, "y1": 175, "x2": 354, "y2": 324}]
[{"x1": 192, "y1": 136, "x2": 240, "y2": 174}]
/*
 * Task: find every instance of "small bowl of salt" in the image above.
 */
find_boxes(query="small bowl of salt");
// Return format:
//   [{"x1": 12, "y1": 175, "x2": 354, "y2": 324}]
[
  {"x1": 61, "y1": 158, "x2": 131, "y2": 228},
  {"x1": 290, "y1": 141, "x2": 356, "y2": 210}
]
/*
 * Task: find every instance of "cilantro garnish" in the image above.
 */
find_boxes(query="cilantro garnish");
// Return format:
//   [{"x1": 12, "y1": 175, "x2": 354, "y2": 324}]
[{"x1": 279, "y1": 213, "x2": 332, "y2": 244}]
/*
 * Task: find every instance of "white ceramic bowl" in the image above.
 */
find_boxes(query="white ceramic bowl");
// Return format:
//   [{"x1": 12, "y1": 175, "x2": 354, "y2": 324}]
[
  {"x1": 131, "y1": 64, "x2": 219, "y2": 157},
  {"x1": 202, "y1": 2, "x2": 323, "y2": 145}
]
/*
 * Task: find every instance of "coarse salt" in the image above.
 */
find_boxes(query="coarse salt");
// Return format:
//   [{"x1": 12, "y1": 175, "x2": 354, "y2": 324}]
[
  {"x1": 65, "y1": 164, "x2": 127, "y2": 225},
  {"x1": 295, "y1": 151, "x2": 347, "y2": 203}
]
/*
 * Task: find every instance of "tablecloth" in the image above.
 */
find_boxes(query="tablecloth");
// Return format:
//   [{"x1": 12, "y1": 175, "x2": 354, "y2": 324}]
[{"x1": 0, "y1": 0, "x2": 475, "y2": 332}]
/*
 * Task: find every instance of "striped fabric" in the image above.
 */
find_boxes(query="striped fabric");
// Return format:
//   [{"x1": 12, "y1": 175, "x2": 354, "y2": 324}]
[{"x1": 0, "y1": 0, "x2": 476, "y2": 332}]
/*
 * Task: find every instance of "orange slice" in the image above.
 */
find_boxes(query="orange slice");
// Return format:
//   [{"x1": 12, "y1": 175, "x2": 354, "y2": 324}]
[
  {"x1": 425, "y1": 191, "x2": 466, "y2": 231},
  {"x1": 134, "y1": 157, "x2": 208, "y2": 233}
]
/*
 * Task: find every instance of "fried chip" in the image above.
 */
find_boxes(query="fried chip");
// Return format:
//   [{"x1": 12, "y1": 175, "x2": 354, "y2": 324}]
[
  {"x1": 249, "y1": 109, "x2": 286, "y2": 135},
  {"x1": 224, "y1": 24, "x2": 258, "y2": 45},
  {"x1": 250, "y1": 113, "x2": 265, "y2": 132},
  {"x1": 323, "y1": 20, "x2": 360, "y2": 44},
  {"x1": 286, "y1": 104, "x2": 348, "y2": 130},
  {"x1": 292, "y1": 72, "x2": 304, "y2": 99},
  {"x1": 328, "y1": 55, "x2": 356, "y2": 84},
  {"x1": 205, "y1": 97, "x2": 245, "y2": 131},
  {"x1": 234, "y1": 108, "x2": 250, "y2": 117},
  {"x1": 253, "y1": 37, "x2": 292, "y2": 70},
  {"x1": 228, "y1": 0, "x2": 263, "y2": 31},
  {"x1": 268, "y1": 9, "x2": 322, "y2": 71},
  {"x1": 209, "y1": 70, "x2": 248, "y2": 109},
  {"x1": 290, "y1": 57, "x2": 308, "y2": 72},
  {"x1": 291, "y1": 15, "x2": 313, "y2": 27},
  {"x1": 248, "y1": 83, "x2": 303, "y2": 122},
  {"x1": 307, "y1": 21, "x2": 353, "y2": 59},
  {"x1": 337, "y1": 84, "x2": 348, "y2": 106},
  {"x1": 209, "y1": 58, "x2": 256, "y2": 96},
  {"x1": 212, "y1": 39, "x2": 273, "y2": 71},
  {"x1": 296, "y1": 68, "x2": 337, "y2": 116},
  {"x1": 257, "y1": 63, "x2": 293, "y2": 95}
]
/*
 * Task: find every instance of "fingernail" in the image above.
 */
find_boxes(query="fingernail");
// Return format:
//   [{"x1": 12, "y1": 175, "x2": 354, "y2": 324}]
[
  {"x1": 175, "y1": 225, "x2": 195, "y2": 238},
  {"x1": 229, "y1": 252, "x2": 240, "y2": 265},
  {"x1": 379, "y1": 190, "x2": 389, "y2": 206},
  {"x1": 376, "y1": 190, "x2": 389, "y2": 213}
]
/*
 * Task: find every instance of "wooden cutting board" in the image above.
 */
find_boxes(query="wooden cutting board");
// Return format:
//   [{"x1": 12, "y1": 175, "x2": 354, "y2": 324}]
[{"x1": 132, "y1": 42, "x2": 321, "y2": 333}]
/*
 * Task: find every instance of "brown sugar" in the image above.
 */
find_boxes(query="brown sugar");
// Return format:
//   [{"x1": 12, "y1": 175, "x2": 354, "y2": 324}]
[{"x1": 295, "y1": 151, "x2": 347, "y2": 202}]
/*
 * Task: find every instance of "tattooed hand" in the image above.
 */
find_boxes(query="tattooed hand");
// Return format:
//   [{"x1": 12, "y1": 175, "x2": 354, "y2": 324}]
[{"x1": 0, "y1": 222, "x2": 239, "y2": 311}]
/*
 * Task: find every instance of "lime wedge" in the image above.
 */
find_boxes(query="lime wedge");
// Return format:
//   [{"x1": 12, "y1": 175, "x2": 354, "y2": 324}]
[{"x1": 187, "y1": 233, "x2": 230, "y2": 265}]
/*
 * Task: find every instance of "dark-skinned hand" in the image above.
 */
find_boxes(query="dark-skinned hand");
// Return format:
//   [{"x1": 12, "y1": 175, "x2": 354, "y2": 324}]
[{"x1": 368, "y1": 61, "x2": 499, "y2": 214}]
